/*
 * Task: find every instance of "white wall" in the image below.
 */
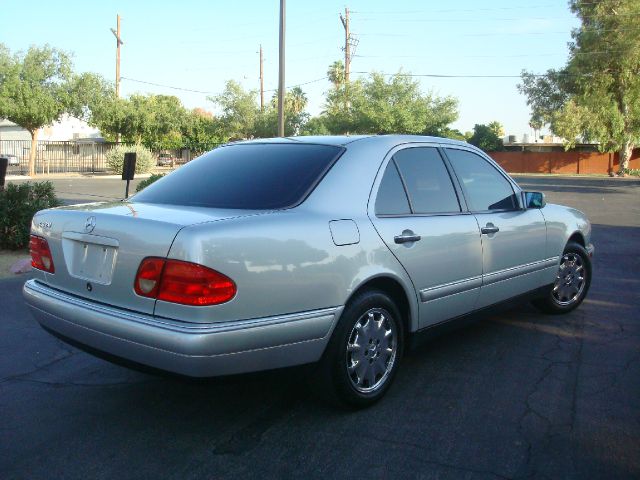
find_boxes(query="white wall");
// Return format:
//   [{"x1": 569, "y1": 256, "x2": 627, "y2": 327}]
[
  {"x1": 0, "y1": 115, "x2": 102, "y2": 142},
  {"x1": 39, "y1": 114, "x2": 101, "y2": 141},
  {"x1": 0, "y1": 120, "x2": 32, "y2": 141}
]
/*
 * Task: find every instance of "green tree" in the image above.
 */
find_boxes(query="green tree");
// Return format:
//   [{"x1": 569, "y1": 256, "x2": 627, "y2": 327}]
[
  {"x1": 0, "y1": 44, "x2": 103, "y2": 176},
  {"x1": 253, "y1": 87, "x2": 310, "y2": 137},
  {"x1": 327, "y1": 60, "x2": 345, "y2": 89},
  {"x1": 181, "y1": 108, "x2": 223, "y2": 153},
  {"x1": 209, "y1": 80, "x2": 259, "y2": 140},
  {"x1": 323, "y1": 79, "x2": 363, "y2": 134},
  {"x1": 88, "y1": 96, "x2": 130, "y2": 141},
  {"x1": 518, "y1": 0, "x2": 640, "y2": 172},
  {"x1": 323, "y1": 71, "x2": 459, "y2": 135},
  {"x1": 436, "y1": 127, "x2": 469, "y2": 142},
  {"x1": 468, "y1": 122, "x2": 505, "y2": 151},
  {"x1": 91, "y1": 94, "x2": 188, "y2": 150},
  {"x1": 300, "y1": 116, "x2": 331, "y2": 136},
  {"x1": 135, "y1": 95, "x2": 187, "y2": 150}
]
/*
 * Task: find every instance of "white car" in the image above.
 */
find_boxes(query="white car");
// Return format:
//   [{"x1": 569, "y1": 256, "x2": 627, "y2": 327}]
[{"x1": 2, "y1": 154, "x2": 19, "y2": 166}]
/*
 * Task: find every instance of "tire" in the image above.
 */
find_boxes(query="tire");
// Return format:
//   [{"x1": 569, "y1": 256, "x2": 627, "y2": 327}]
[
  {"x1": 532, "y1": 241, "x2": 592, "y2": 315},
  {"x1": 318, "y1": 290, "x2": 404, "y2": 408}
]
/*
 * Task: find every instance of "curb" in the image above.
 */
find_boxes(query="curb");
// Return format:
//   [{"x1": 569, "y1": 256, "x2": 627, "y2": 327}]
[{"x1": 4, "y1": 172, "x2": 167, "y2": 181}]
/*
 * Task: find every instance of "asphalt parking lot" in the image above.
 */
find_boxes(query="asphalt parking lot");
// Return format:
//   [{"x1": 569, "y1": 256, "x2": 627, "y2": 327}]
[{"x1": 1, "y1": 175, "x2": 639, "y2": 479}]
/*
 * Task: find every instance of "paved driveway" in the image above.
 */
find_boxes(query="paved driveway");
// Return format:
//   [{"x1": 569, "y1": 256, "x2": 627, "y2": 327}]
[{"x1": 1, "y1": 176, "x2": 638, "y2": 479}]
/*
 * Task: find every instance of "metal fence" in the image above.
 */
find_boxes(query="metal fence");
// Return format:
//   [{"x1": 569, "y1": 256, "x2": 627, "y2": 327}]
[
  {"x1": 0, "y1": 140, "x2": 205, "y2": 175},
  {"x1": 0, "y1": 140, "x2": 114, "y2": 174}
]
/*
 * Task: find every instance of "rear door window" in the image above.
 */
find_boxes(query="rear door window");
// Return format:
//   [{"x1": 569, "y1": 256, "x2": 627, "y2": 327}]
[
  {"x1": 133, "y1": 143, "x2": 344, "y2": 209},
  {"x1": 393, "y1": 147, "x2": 461, "y2": 214},
  {"x1": 375, "y1": 161, "x2": 411, "y2": 215}
]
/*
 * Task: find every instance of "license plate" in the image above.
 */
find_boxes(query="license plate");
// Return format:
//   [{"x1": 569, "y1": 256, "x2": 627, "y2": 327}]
[{"x1": 61, "y1": 234, "x2": 119, "y2": 285}]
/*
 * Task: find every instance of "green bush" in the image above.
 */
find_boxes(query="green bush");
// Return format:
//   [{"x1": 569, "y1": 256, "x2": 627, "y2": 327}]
[
  {"x1": 0, "y1": 182, "x2": 61, "y2": 250},
  {"x1": 135, "y1": 173, "x2": 166, "y2": 192},
  {"x1": 106, "y1": 144, "x2": 155, "y2": 175}
]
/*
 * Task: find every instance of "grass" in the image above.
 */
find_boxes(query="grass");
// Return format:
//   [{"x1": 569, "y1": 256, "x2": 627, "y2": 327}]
[{"x1": 0, "y1": 249, "x2": 31, "y2": 279}]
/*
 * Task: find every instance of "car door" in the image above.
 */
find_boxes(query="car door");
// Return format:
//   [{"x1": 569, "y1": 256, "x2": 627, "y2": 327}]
[
  {"x1": 369, "y1": 145, "x2": 483, "y2": 329},
  {"x1": 443, "y1": 147, "x2": 548, "y2": 309}
]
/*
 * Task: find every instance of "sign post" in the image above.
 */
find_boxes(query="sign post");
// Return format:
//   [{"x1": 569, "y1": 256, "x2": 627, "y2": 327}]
[
  {"x1": 0, "y1": 157, "x2": 8, "y2": 192},
  {"x1": 122, "y1": 152, "x2": 136, "y2": 198}
]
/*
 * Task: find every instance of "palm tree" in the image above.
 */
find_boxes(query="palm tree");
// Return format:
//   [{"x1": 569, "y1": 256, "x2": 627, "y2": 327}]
[{"x1": 327, "y1": 61, "x2": 345, "y2": 89}]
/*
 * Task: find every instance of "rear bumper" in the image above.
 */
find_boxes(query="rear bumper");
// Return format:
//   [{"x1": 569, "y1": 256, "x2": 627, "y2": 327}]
[{"x1": 23, "y1": 279, "x2": 340, "y2": 377}]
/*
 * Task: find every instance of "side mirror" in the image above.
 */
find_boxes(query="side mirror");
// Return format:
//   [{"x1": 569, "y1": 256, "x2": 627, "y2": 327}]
[{"x1": 525, "y1": 191, "x2": 546, "y2": 209}]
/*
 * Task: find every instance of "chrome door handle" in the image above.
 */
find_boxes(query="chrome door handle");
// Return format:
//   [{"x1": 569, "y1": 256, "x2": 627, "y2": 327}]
[
  {"x1": 394, "y1": 234, "x2": 421, "y2": 244},
  {"x1": 481, "y1": 224, "x2": 500, "y2": 235}
]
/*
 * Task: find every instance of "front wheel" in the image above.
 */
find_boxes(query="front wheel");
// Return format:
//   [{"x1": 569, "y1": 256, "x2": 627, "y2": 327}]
[
  {"x1": 533, "y1": 241, "x2": 592, "y2": 314},
  {"x1": 319, "y1": 290, "x2": 404, "y2": 408}
]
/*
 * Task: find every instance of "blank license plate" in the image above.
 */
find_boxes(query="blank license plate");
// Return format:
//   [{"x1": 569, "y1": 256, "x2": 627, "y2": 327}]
[{"x1": 64, "y1": 240, "x2": 118, "y2": 284}]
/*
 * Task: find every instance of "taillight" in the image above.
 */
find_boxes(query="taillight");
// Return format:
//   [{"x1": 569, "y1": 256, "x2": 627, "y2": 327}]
[
  {"x1": 30, "y1": 235, "x2": 55, "y2": 273},
  {"x1": 134, "y1": 258, "x2": 236, "y2": 306},
  {"x1": 134, "y1": 257, "x2": 165, "y2": 298}
]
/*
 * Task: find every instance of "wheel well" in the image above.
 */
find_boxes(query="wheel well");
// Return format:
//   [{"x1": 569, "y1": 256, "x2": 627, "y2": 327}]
[
  {"x1": 568, "y1": 232, "x2": 585, "y2": 247},
  {"x1": 348, "y1": 276, "x2": 413, "y2": 335}
]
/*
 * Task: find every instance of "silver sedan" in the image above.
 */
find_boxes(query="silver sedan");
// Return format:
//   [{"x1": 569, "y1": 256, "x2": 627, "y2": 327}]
[{"x1": 24, "y1": 135, "x2": 593, "y2": 406}]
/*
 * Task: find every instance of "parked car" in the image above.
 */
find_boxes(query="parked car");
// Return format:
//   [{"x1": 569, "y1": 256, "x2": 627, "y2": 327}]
[
  {"x1": 24, "y1": 136, "x2": 593, "y2": 407},
  {"x1": 156, "y1": 152, "x2": 175, "y2": 166},
  {"x1": 1, "y1": 154, "x2": 19, "y2": 166}
]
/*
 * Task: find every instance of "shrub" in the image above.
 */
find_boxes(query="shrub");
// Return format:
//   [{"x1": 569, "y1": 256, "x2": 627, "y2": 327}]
[
  {"x1": 106, "y1": 144, "x2": 155, "y2": 175},
  {"x1": 135, "y1": 173, "x2": 166, "y2": 193},
  {"x1": 0, "y1": 182, "x2": 61, "y2": 249}
]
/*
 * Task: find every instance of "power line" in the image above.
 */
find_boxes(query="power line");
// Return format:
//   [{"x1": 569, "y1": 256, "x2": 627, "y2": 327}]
[
  {"x1": 350, "y1": 71, "x2": 590, "y2": 79},
  {"x1": 354, "y1": 16, "x2": 582, "y2": 22},
  {"x1": 357, "y1": 26, "x2": 640, "y2": 38},
  {"x1": 357, "y1": 31, "x2": 570, "y2": 38},
  {"x1": 351, "y1": 5, "x2": 562, "y2": 14},
  {"x1": 120, "y1": 77, "x2": 215, "y2": 94},
  {"x1": 120, "y1": 70, "x2": 598, "y2": 95},
  {"x1": 351, "y1": 5, "x2": 638, "y2": 16},
  {"x1": 264, "y1": 76, "x2": 327, "y2": 92},
  {"x1": 120, "y1": 76, "x2": 328, "y2": 96},
  {"x1": 353, "y1": 50, "x2": 625, "y2": 60},
  {"x1": 354, "y1": 13, "x2": 640, "y2": 21}
]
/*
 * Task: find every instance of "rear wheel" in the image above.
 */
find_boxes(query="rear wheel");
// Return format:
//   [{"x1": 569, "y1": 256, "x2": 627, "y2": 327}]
[
  {"x1": 319, "y1": 290, "x2": 403, "y2": 408},
  {"x1": 533, "y1": 241, "x2": 591, "y2": 314}
]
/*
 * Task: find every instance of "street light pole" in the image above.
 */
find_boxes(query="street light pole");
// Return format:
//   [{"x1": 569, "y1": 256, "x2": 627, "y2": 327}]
[{"x1": 277, "y1": 0, "x2": 286, "y2": 137}]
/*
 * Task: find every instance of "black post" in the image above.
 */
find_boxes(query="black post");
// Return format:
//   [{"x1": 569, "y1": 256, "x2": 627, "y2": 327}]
[
  {"x1": 0, "y1": 157, "x2": 8, "y2": 192},
  {"x1": 122, "y1": 152, "x2": 136, "y2": 198}
]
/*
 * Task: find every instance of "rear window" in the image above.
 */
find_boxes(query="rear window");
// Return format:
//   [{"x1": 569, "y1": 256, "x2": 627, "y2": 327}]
[{"x1": 133, "y1": 143, "x2": 344, "y2": 209}]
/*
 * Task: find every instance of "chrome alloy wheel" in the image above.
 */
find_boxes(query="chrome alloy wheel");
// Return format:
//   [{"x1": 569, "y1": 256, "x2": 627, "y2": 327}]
[
  {"x1": 552, "y1": 253, "x2": 586, "y2": 306},
  {"x1": 345, "y1": 308, "x2": 398, "y2": 393}
]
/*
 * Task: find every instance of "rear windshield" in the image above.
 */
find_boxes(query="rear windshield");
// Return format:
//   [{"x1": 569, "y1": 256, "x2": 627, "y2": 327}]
[{"x1": 132, "y1": 143, "x2": 344, "y2": 209}]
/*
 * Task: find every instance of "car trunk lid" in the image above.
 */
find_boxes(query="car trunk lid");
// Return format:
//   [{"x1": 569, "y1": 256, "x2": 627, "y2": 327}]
[{"x1": 31, "y1": 201, "x2": 263, "y2": 315}]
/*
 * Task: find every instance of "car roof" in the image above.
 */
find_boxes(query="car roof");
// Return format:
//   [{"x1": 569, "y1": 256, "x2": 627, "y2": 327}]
[{"x1": 228, "y1": 134, "x2": 469, "y2": 148}]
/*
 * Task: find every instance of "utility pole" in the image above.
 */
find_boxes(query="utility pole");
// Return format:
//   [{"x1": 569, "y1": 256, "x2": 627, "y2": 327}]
[
  {"x1": 111, "y1": 14, "x2": 124, "y2": 143},
  {"x1": 340, "y1": 7, "x2": 350, "y2": 83},
  {"x1": 259, "y1": 44, "x2": 265, "y2": 112},
  {"x1": 277, "y1": 0, "x2": 286, "y2": 137},
  {"x1": 111, "y1": 15, "x2": 123, "y2": 99}
]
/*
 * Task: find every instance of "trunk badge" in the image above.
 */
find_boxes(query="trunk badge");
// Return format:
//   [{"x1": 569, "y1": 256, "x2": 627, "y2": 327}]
[{"x1": 84, "y1": 216, "x2": 96, "y2": 233}]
